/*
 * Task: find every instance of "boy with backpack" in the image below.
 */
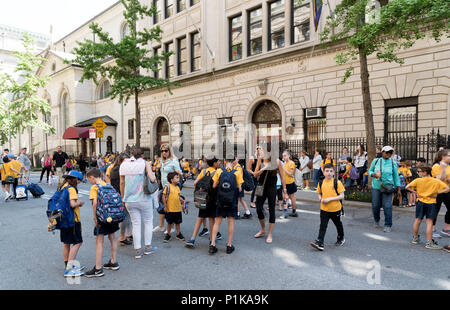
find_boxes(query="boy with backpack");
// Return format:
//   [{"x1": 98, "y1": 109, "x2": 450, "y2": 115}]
[
  {"x1": 311, "y1": 164, "x2": 346, "y2": 251},
  {"x1": 406, "y1": 166, "x2": 450, "y2": 250},
  {"x1": 209, "y1": 158, "x2": 244, "y2": 255},
  {"x1": 85, "y1": 168, "x2": 121, "y2": 278},
  {"x1": 233, "y1": 156, "x2": 252, "y2": 220},
  {"x1": 48, "y1": 170, "x2": 85, "y2": 277},
  {"x1": 162, "y1": 172, "x2": 187, "y2": 243},
  {"x1": 398, "y1": 159, "x2": 411, "y2": 207},
  {"x1": 185, "y1": 158, "x2": 221, "y2": 248},
  {"x1": 346, "y1": 157, "x2": 360, "y2": 188}
]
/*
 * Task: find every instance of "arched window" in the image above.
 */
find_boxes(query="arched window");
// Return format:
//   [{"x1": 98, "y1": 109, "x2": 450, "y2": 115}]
[
  {"x1": 120, "y1": 23, "x2": 129, "y2": 40},
  {"x1": 98, "y1": 80, "x2": 111, "y2": 100},
  {"x1": 252, "y1": 100, "x2": 282, "y2": 146}
]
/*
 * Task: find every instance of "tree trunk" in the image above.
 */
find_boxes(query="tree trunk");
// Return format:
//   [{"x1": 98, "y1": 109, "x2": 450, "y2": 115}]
[
  {"x1": 135, "y1": 88, "x2": 141, "y2": 148},
  {"x1": 358, "y1": 46, "x2": 376, "y2": 170}
]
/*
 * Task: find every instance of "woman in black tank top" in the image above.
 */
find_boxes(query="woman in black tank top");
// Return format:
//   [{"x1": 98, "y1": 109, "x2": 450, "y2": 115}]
[{"x1": 253, "y1": 155, "x2": 287, "y2": 244}]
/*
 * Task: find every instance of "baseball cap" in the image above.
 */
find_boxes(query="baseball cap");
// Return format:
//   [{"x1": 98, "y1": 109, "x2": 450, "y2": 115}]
[
  {"x1": 63, "y1": 170, "x2": 83, "y2": 181},
  {"x1": 7, "y1": 153, "x2": 15, "y2": 158},
  {"x1": 381, "y1": 146, "x2": 394, "y2": 153}
]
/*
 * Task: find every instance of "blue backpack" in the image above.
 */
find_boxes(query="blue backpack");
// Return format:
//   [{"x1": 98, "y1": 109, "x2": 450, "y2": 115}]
[
  {"x1": 350, "y1": 165, "x2": 359, "y2": 180},
  {"x1": 96, "y1": 184, "x2": 125, "y2": 223},
  {"x1": 217, "y1": 169, "x2": 237, "y2": 208},
  {"x1": 399, "y1": 172, "x2": 407, "y2": 191},
  {"x1": 47, "y1": 186, "x2": 75, "y2": 230},
  {"x1": 242, "y1": 166, "x2": 255, "y2": 192}
]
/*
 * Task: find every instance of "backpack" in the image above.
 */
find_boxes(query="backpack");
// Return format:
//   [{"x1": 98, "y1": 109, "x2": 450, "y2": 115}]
[
  {"x1": 194, "y1": 169, "x2": 216, "y2": 210},
  {"x1": 318, "y1": 178, "x2": 345, "y2": 216},
  {"x1": 45, "y1": 158, "x2": 52, "y2": 167},
  {"x1": 96, "y1": 184, "x2": 125, "y2": 223},
  {"x1": 350, "y1": 165, "x2": 359, "y2": 180},
  {"x1": 47, "y1": 186, "x2": 75, "y2": 230},
  {"x1": 110, "y1": 165, "x2": 121, "y2": 193},
  {"x1": 217, "y1": 169, "x2": 237, "y2": 208},
  {"x1": 242, "y1": 166, "x2": 255, "y2": 192},
  {"x1": 65, "y1": 160, "x2": 72, "y2": 168},
  {"x1": 398, "y1": 172, "x2": 407, "y2": 191}
]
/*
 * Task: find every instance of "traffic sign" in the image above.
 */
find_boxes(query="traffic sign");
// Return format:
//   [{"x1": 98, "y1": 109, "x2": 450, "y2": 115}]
[
  {"x1": 97, "y1": 130, "x2": 104, "y2": 138},
  {"x1": 89, "y1": 128, "x2": 96, "y2": 139},
  {"x1": 92, "y1": 118, "x2": 107, "y2": 139}
]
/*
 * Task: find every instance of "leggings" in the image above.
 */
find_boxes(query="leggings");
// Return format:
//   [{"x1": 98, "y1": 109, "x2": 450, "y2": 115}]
[
  {"x1": 40, "y1": 166, "x2": 52, "y2": 182},
  {"x1": 256, "y1": 185, "x2": 277, "y2": 223},
  {"x1": 250, "y1": 177, "x2": 258, "y2": 203},
  {"x1": 433, "y1": 192, "x2": 450, "y2": 226}
]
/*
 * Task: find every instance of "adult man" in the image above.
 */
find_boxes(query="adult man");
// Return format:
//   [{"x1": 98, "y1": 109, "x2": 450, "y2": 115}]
[
  {"x1": 52, "y1": 146, "x2": 69, "y2": 187},
  {"x1": 19, "y1": 148, "x2": 31, "y2": 183}
]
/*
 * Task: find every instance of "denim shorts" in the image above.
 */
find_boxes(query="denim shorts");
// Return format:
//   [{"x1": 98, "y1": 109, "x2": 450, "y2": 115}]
[{"x1": 415, "y1": 201, "x2": 437, "y2": 220}]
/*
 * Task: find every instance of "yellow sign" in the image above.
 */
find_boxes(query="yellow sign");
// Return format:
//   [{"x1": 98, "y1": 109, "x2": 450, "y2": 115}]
[{"x1": 92, "y1": 118, "x2": 107, "y2": 138}]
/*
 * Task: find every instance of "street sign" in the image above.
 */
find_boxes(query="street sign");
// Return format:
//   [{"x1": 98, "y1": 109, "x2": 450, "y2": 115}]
[
  {"x1": 97, "y1": 130, "x2": 104, "y2": 138},
  {"x1": 92, "y1": 118, "x2": 107, "y2": 138},
  {"x1": 89, "y1": 128, "x2": 96, "y2": 139}
]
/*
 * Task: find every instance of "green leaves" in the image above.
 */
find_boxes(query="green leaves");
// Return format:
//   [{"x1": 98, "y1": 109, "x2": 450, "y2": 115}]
[{"x1": 0, "y1": 32, "x2": 54, "y2": 145}]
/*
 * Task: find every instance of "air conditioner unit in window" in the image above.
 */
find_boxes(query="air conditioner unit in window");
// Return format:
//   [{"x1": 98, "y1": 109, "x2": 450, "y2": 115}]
[
  {"x1": 218, "y1": 118, "x2": 232, "y2": 127},
  {"x1": 305, "y1": 108, "x2": 324, "y2": 119}
]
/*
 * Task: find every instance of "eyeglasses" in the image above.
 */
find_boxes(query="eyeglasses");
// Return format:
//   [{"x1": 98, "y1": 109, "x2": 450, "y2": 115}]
[{"x1": 161, "y1": 150, "x2": 169, "y2": 153}]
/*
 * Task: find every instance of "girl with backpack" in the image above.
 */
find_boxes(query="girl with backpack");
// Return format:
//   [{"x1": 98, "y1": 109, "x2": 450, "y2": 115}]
[{"x1": 39, "y1": 154, "x2": 52, "y2": 184}]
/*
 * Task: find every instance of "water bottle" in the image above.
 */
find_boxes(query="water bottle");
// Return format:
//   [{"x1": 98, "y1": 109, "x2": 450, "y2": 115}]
[{"x1": 184, "y1": 201, "x2": 189, "y2": 215}]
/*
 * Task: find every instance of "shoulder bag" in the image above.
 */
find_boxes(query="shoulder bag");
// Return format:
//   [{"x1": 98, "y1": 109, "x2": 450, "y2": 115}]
[{"x1": 378, "y1": 158, "x2": 395, "y2": 194}]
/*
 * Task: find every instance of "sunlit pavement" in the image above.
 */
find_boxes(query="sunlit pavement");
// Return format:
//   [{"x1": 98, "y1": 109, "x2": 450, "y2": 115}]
[{"x1": 0, "y1": 173, "x2": 449, "y2": 290}]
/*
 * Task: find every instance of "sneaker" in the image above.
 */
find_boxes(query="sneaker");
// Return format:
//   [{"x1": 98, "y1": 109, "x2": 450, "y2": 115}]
[
  {"x1": 335, "y1": 238, "x2": 345, "y2": 246},
  {"x1": 383, "y1": 227, "x2": 392, "y2": 233},
  {"x1": 119, "y1": 239, "x2": 133, "y2": 246},
  {"x1": 135, "y1": 250, "x2": 143, "y2": 259},
  {"x1": 289, "y1": 211, "x2": 298, "y2": 217},
  {"x1": 198, "y1": 228, "x2": 209, "y2": 237},
  {"x1": 209, "y1": 245, "x2": 218, "y2": 255},
  {"x1": 4, "y1": 193, "x2": 10, "y2": 202},
  {"x1": 185, "y1": 239, "x2": 195, "y2": 248},
  {"x1": 72, "y1": 265, "x2": 85, "y2": 272},
  {"x1": 234, "y1": 214, "x2": 241, "y2": 220},
  {"x1": 226, "y1": 244, "x2": 235, "y2": 254},
  {"x1": 103, "y1": 260, "x2": 120, "y2": 271},
  {"x1": 441, "y1": 229, "x2": 450, "y2": 237},
  {"x1": 310, "y1": 240, "x2": 324, "y2": 251},
  {"x1": 144, "y1": 246, "x2": 158, "y2": 255},
  {"x1": 243, "y1": 213, "x2": 252, "y2": 219},
  {"x1": 152, "y1": 226, "x2": 165, "y2": 233},
  {"x1": 176, "y1": 233, "x2": 185, "y2": 241},
  {"x1": 64, "y1": 268, "x2": 84, "y2": 277},
  {"x1": 280, "y1": 213, "x2": 288, "y2": 219},
  {"x1": 304, "y1": 187, "x2": 311, "y2": 191},
  {"x1": 411, "y1": 235, "x2": 421, "y2": 245},
  {"x1": 84, "y1": 266, "x2": 104, "y2": 278},
  {"x1": 216, "y1": 232, "x2": 222, "y2": 240},
  {"x1": 443, "y1": 245, "x2": 450, "y2": 253},
  {"x1": 425, "y1": 240, "x2": 443, "y2": 250},
  {"x1": 163, "y1": 234, "x2": 171, "y2": 243},
  {"x1": 432, "y1": 231, "x2": 442, "y2": 239}
]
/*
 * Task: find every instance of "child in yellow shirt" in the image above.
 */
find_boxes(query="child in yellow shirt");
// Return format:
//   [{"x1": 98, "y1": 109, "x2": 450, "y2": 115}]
[{"x1": 163, "y1": 172, "x2": 187, "y2": 243}]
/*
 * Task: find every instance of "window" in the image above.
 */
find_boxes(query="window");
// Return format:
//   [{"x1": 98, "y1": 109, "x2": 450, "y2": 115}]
[
  {"x1": 120, "y1": 23, "x2": 129, "y2": 40},
  {"x1": 165, "y1": 42, "x2": 175, "y2": 78},
  {"x1": 191, "y1": 32, "x2": 201, "y2": 71},
  {"x1": 177, "y1": 0, "x2": 186, "y2": 12},
  {"x1": 165, "y1": 0, "x2": 174, "y2": 19},
  {"x1": 292, "y1": 0, "x2": 310, "y2": 44},
  {"x1": 178, "y1": 37, "x2": 187, "y2": 75},
  {"x1": 98, "y1": 80, "x2": 111, "y2": 100},
  {"x1": 153, "y1": 0, "x2": 162, "y2": 24},
  {"x1": 154, "y1": 46, "x2": 162, "y2": 78},
  {"x1": 190, "y1": 0, "x2": 200, "y2": 6},
  {"x1": 248, "y1": 7, "x2": 263, "y2": 56},
  {"x1": 269, "y1": 0, "x2": 285, "y2": 50},
  {"x1": 60, "y1": 92, "x2": 69, "y2": 131},
  {"x1": 128, "y1": 119, "x2": 135, "y2": 140},
  {"x1": 229, "y1": 15, "x2": 242, "y2": 61}
]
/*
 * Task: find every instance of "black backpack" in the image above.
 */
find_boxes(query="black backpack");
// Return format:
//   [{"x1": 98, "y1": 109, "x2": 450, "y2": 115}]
[
  {"x1": 110, "y1": 165, "x2": 121, "y2": 193},
  {"x1": 242, "y1": 166, "x2": 255, "y2": 192},
  {"x1": 194, "y1": 169, "x2": 216, "y2": 210},
  {"x1": 318, "y1": 178, "x2": 344, "y2": 216},
  {"x1": 217, "y1": 169, "x2": 237, "y2": 208}
]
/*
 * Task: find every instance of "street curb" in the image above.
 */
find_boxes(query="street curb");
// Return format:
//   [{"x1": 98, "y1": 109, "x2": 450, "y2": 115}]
[{"x1": 182, "y1": 184, "x2": 439, "y2": 215}]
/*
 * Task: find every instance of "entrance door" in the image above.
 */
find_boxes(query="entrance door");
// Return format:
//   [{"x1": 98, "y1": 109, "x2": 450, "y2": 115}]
[
  {"x1": 156, "y1": 118, "x2": 169, "y2": 146},
  {"x1": 252, "y1": 101, "x2": 282, "y2": 151}
]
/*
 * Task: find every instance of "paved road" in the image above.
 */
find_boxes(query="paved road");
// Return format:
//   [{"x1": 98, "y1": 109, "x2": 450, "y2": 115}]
[{"x1": 0, "y1": 173, "x2": 449, "y2": 290}]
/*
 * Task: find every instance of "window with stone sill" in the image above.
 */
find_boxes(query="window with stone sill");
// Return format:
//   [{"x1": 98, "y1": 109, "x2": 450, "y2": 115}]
[
  {"x1": 269, "y1": 0, "x2": 285, "y2": 51},
  {"x1": 291, "y1": 0, "x2": 310, "y2": 45},
  {"x1": 230, "y1": 15, "x2": 243, "y2": 61},
  {"x1": 248, "y1": 7, "x2": 263, "y2": 56}
]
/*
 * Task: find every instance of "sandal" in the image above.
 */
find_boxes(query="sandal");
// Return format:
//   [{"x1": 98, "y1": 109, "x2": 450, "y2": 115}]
[
  {"x1": 250, "y1": 203, "x2": 256, "y2": 208},
  {"x1": 266, "y1": 236, "x2": 273, "y2": 244},
  {"x1": 254, "y1": 232, "x2": 265, "y2": 238}
]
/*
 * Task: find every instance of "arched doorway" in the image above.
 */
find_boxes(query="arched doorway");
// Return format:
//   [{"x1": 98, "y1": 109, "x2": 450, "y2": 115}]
[
  {"x1": 156, "y1": 118, "x2": 169, "y2": 146},
  {"x1": 252, "y1": 100, "x2": 282, "y2": 147}
]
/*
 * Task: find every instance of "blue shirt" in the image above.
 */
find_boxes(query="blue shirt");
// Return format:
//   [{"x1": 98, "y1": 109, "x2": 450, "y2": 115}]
[
  {"x1": 368, "y1": 158, "x2": 400, "y2": 190},
  {"x1": 160, "y1": 158, "x2": 182, "y2": 189}
]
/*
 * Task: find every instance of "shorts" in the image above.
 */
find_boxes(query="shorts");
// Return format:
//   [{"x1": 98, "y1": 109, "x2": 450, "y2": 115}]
[
  {"x1": 198, "y1": 200, "x2": 217, "y2": 218},
  {"x1": 94, "y1": 221, "x2": 120, "y2": 236},
  {"x1": 238, "y1": 189, "x2": 245, "y2": 198},
  {"x1": 286, "y1": 183, "x2": 297, "y2": 195},
  {"x1": 302, "y1": 172, "x2": 311, "y2": 180},
  {"x1": 415, "y1": 201, "x2": 437, "y2": 220},
  {"x1": 216, "y1": 201, "x2": 237, "y2": 218},
  {"x1": 60, "y1": 222, "x2": 83, "y2": 245},
  {"x1": 166, "y1": 212, "x2": 183, "y2": 224}
]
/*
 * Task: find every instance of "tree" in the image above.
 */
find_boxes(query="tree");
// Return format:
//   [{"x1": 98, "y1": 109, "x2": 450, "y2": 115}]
[
  {"x1": 319, "y1": 0, "x2": 449, "y2": 164},
  {"x1": 71, "y1": 0, "x2": 176, "y2": 148},
  {"x1": 0, "y1": 33, "x2": 53, "y2": 146}
]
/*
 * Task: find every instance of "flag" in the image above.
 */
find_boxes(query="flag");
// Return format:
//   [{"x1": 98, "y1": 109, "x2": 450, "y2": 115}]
[{"x1": 313, "y1": 0, "x2": 323, "y2": 32}]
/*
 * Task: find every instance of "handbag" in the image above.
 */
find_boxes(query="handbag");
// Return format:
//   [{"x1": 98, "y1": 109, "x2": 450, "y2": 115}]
[
  {"x1": 2, "y1": 165, "x2": 14, "y2": 184},
  {"x1": 143, "y1": 166, "x2": 159, "y2": 195},
  {"x1": 255, "y1": 168, "x2": 269, "y2": 197},
  {"x1": 378, "y1": 159, "x2": 395, "y2": 194}
]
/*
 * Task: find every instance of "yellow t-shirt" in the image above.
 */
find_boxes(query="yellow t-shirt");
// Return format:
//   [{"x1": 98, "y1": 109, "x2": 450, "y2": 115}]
[
  {"x1": 106, "y1": 164, "x2": 115, "y2": 179},
  {"x1": 398, "y1": 167, "x2": 412, "y2": 179},
  {"x1": 344, "y1": 164, "x2": 351, "y2": 178},
  {"x1": 1, "y1": 162, "x2": 13, "y2": 180},
  {"x1": 317, "y1": 179, "x2": 345, "y2": 212},
  {"x1": 11, "y1": 160, "x2": 22, "y2": 178},
  {"x1": 431, "y1": 164, "x2": 450, "y2": 186},
  {"x1": 184, "y1": 161, "x2": 190, "y2": 171},
  {"x1": 89, "y1": 181, "x2": 108, "y2": 201},
  {"x1": 196, "y1": 167, "x2": 217, "y2": 181},
  {"x1": 283, "y1": 160, "x2": 296, "y2": 185},
  {"x1": 408, "y1": 177, "x2": 448, "y2": 204},
  {"x1": 163, "y1": 184, "x2": 181, "y2": 213},
  {"x1": 321, "y1": 159, "x2": 336, "y2": 168},
  {"x1": 62, "y1": 183, "x2": 81, "y2": 223},
  {"x1": 212, "y1": 167, "x2": 244, "y2": 187}
]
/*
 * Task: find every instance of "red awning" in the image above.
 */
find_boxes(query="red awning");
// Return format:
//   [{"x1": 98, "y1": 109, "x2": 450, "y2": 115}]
[{"x1": 62, "y1": 127, "x2": 93, "y2": 140}]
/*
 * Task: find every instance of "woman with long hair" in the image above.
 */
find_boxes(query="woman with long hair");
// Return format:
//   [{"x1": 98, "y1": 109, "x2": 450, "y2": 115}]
[
  {"x1": 432, "y1": 149, "x2": 450, "y2": 237},
  {"x1": 354, "y1": 144, "x2": 368, "y2": 188}
]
